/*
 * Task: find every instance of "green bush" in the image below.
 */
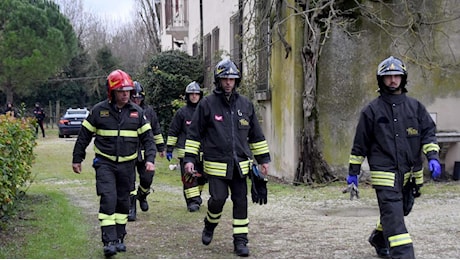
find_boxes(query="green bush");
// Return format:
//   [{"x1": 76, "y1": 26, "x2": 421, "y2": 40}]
[{"x1": 0, "y1": 114, "x2": 37, "y2": 222}]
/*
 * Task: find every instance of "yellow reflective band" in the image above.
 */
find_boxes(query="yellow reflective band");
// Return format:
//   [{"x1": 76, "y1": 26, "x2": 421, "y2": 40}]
[
  {"x1": 404, "y1": 169, "x2": 424, "y2": 186},
  {"x1": 94, "y1": 147, "x2": 138, "y2": 162},
  {"x1": 233, "y1": 218, "x2": 249, "y2": 226},
  {"x1": 206, "y1": 210, "x2": 222, "y2": 223},
  {"x1": 154, "y1": 134, "x2": 164, "y2": 144},
  {"x1": 423, "y1": 143, "x2": 440, "y2": 154},
  {"x1": 98, "y1": 213, "x2": 116, "y2": 226},
  {"x1": 370, "y1": 171, "x2": 395, "y2": 187},
  {"x1": 185, "y1": 139, "x2": 200, "y2": 155},
  {"x1": 177, "y1": 148, "x2": 185, "y2": 158},
  {"x1": 185, "y1": 187, "x2": 200, "y2": 199},
  {"x1": 413, "y1": 169, "x2": 424, "y2": 185},
  {"x1": 114, "y1": 213, "x2": 128, "y2": 225},
  {"x1": 349, "y1": 154, "x2": 365, "y2": 164},
  {"x1": 389, "y1": 233, "x2": 412, "y2": 247},
  {"x1": 96, "y1": 129, "x2": 138, "y2": 137},
  {"x1": 82, "y1": 120, "x2": 96, "y2": 132},
  {"x1": 239, "y1": 160, "x2": 251, "y2": 175},
  {"x1": 204, "y1": 160, "x2": 227, "y2": 177},
  {"x1": 138, "y1": 123, "x2": 152, "y2": 134},
  {"x1": 130, "y1": 190, "x2": 137, "y2": 195},
  {"x1": 233, "y1": 227, "x2": 249, "y2": 234},
  {"x1": 166, "y1": 136, "x2": 178, "y2": 146},
  {"x1": 376, "y1": 221, "x2": 383, "y2": 231},
  {"x1": 249, "y1": 140, "x2": 269, "y2": 155}
]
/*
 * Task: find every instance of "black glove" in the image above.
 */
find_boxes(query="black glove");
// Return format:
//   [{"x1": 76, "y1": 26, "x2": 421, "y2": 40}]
[
  {"x1": 250, "y1": 164, "x2": 268, "y2": 205},
  {"x1": 403, "y1": 177, "x2": 421, "y2": 216}
]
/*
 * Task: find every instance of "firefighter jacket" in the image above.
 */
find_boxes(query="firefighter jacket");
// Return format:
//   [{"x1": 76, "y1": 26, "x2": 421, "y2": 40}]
[
  {"x1": 72, "y1": 100, "x2": 156, "y2": 164},
  {"x1": 33, "y1": 107, "x2": 45, "y2": 121},
  {"x1": 142, "y1": 104, "x2": 165, "y2": 153},
  {"x1": 166, "y1": 103, "x2": 197, "y2": 159},
  {"x1": 183, "y1": 89, "x2": 270, "y2": 179},
  {"x1": 349, "y1": 92, "x2": 439, "y2": 189}
]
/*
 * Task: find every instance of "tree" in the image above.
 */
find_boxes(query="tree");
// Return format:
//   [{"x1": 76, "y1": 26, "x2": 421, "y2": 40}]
[
  {"x1": 134, "y1": 0, "x2": 162, "y2": 54},
  {"x1": 138, "y1": 50, "x2": 203, "y2": 134},
  {"x1": 0, "y1": 0, "x2": 78, "y2": 104}
]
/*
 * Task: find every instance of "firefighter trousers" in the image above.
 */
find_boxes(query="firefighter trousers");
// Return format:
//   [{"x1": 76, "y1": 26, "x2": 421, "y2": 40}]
[
  {"x1": 375, "y1": 188, "x2": 415, "y2": 258},
  {"x1": 206, "y1": 169, "x2": 249, "y2": 242},
  {"x1": 93, "y1": 156, "x2": 135, "y2": 244},
  {"x1": 132, "y1": 160, "x2": 154, "y2": 192}
]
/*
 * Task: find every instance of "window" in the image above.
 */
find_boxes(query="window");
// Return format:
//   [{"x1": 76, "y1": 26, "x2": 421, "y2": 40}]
[{"x1": 211, "y1": 27, "x2": 220, "y2": 66}]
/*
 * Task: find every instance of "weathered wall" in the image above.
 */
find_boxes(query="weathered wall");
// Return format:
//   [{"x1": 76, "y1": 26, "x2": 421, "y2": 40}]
[{"x1": 265, "y1": 0, "x2": 304, "y2": 182}]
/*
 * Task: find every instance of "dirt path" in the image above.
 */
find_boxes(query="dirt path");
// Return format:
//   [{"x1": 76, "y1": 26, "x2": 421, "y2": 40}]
[{"x1": 61, "y1": 180, "x2": 460, "y2": 258}]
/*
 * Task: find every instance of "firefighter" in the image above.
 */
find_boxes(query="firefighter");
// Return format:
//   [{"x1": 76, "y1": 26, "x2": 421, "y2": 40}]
[
  {"x1": 72, "y1": 69, "x2": 156, "y2": 258},
  {"x1": 184, "y1": 59, "x2": 271, "y2": 257},
  {"x1": 33, "y1": 102, "x2": 46, "y2": 138},
  {"x1": 347, "y1": 56, "x2": 441, "y2": 258},
  {"x1": 166, "y1": 81, "x2": 206, "y2": 212},
  {"x1": 128, "y1": 81, "x2": 166, "y2": 221}
]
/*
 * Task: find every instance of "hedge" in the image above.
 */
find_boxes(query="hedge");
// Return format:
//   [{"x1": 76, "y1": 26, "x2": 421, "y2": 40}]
[{"x1": 0, "y1": 113, "x2": 37, "y2": 223}]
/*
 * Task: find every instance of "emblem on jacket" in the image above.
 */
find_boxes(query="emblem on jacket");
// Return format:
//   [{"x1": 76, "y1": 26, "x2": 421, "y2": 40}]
[
  {"x1": 214, "y1": 114, "x2": 223, "y2": 121},
  {"x1": 406, "y1": 127, "x2": 418, "y2": 136},
  {"x1": 239, "y1": 118, "x2": 249, "y2": 126},
  {"x1": 100, "y1": 110, "x2": 109, "y2": 117},
  {"x1": 130, "y1": 112, "x2": 139, "y2": 118}
]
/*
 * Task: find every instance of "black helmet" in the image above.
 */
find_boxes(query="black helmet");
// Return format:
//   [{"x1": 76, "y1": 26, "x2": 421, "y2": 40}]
[
  {"x1": 377, "y1": 56, "x2": 408, "y2": 92},
  {"x1": 132, "y1": 81, "x2": 145, "y2": 100},
  {"x1": 213, "y1": 59, "x2": 241, "y2": 89}
]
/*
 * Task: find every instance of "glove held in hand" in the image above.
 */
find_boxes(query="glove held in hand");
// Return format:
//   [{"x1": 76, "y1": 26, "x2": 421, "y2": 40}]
[{"x1": 250, "y1": 164, "x2": 267, "y2": 205}]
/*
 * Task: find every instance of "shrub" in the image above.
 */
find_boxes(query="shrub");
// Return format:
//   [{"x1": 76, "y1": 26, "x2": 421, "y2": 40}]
[{"x1": 0, "y1": 114, "x2": 37, "y2": 223}]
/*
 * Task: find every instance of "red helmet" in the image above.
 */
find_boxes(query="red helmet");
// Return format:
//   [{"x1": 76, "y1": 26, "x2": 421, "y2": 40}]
[{"x1": 106, "y1": 69, "x2": 134, "y2": 99}]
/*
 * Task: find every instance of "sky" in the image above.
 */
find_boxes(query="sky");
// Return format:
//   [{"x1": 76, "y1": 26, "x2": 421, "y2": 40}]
[{"x1": 82, "y1": 0, "x2": 135, "y2": 25}]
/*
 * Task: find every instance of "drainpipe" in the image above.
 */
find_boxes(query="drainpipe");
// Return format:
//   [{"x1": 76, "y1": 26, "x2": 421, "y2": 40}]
[{"x1": 238, "y1": 0, "x2": 243, "y2": 73}]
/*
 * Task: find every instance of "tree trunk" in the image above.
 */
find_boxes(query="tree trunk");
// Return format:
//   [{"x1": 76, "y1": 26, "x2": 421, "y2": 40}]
[{"x1": 295, "y1": 0, "x2": 336, "y2": 184}]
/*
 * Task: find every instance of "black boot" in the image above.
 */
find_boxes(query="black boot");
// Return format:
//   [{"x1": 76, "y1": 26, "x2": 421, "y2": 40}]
[
  {"x1": 368, "y1": 229, "x2": 390, "y2": 258},
  {"x1": 202, "y1": 218, "x2": 217, "y2": 245},
  {"x1": 128, "y1": 194, "x2": 137, "y2": 222},
  {"x1": 103, "y1": 241, "x2": 117, "y2": 258},
  {"x1": 137, "y1": 189, "x2": 150, "y2": 212},
  {"x1": 115, "y1": 236, "x2": 126, "y2": 252},
  {"x1": 234, "y1": 236, "x2": 249, "y2": 257},
  {"x1": 187, "y1": 203, "x2": 200, "y2": 212}
]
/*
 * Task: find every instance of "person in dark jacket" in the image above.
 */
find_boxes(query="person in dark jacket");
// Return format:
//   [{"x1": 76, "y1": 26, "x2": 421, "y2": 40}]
[
  {"x1": 127, "y1": 81, "x2": 165, "y2": 221},
  {"x1": 184, "y1": 59, "x2": 271, "y2": 257},
  {"x1": 33, "y1": 102, "x2": 46, "y2": 137},
  {"x1": 347, "y1": 56, "x2": 441, "y2": 259},
  {"x1": 72, "y1": 69, "x2": 156, "y2": 258},
  {"x1": 5, "y1": 102, "x2": 19, "y2": 117},
  {"x1": 166, "y1": 81, "x2": 206, "y2": 212}
]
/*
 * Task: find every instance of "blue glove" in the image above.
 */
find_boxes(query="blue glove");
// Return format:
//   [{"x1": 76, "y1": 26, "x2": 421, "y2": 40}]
[
  {"x1": 347, "y1": 175, "x2": 358, "y2": 187},
  {"x1": 166, "y1": 152, "x2": 173, "y2": 161},
  {"x1": 429, "y1": 159, "x2": 441, "y2": 179}
]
